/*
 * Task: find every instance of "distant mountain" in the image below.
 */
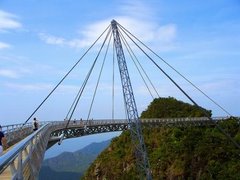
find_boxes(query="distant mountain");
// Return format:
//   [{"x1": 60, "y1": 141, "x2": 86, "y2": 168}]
[
  {"x1": 39, "y1": 139, "x2": 111, "y2": 180},
  {"x1": 39, "y1": 166, "x2": 82, "y2": 180}
]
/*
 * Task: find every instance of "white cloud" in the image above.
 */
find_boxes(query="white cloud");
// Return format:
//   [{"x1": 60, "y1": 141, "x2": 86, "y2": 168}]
[
  {"x1": 39, "y1": 2, "x2": 177, "y2": 51},
  {"x1": 0, "y1": 41, "x2": 10, "y2": 49},
  {"x1": 39, "y1": 18, "x2": 176, "y2": 50},
  {"x1": 119, "y1": 1, "x2": 154, "y2": 19},
  {"x1": 110, "y1": 17, "x2": 177, "y2": 51},
  {"x1": 156, "y1": 24, "x2": 176, "y2": 43},
  {"x1": 0, "y1": 54, "x2": 66, "y2": 80},
  {"x1": 0, "y1": 10, "x2": 22, "y2": 32},
  {"x1": 5, "y1": 83, "x2": 53, "y2": 91},
  {"x1": 0, "y1": 69, "x2": 19, "y2": 78},
  {"x1": 0, "y1": 10, "x2": 22, "y2": 50},
  {"x1": 38, "y1": 33, "x2": 65, "y2": 46},
  {"x1": 4, "y1": 82, "x2": 82, "y2": 94}
]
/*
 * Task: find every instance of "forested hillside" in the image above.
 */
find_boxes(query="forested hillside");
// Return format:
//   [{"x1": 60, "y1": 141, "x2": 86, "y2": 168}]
[
  {"x1": 83, "y1": 97, "x2": 240, "y2": 179},
  {"x1": 39, "y1": 140, "x2": 111, "y2": 179}
]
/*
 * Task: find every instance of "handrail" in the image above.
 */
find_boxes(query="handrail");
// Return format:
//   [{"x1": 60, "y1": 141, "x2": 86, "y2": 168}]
[
  {"x1": 0, "y1": 116, "x2": 237, "y2": 133},
  {"x1": 1, "y1": 123, "x2": 32, "y2": 134},
  {"x1": 0, "y1": 123, "x2": 49, "y2": 173},
  {"x1": 0, "y1": 117, "x2": 235, "y2": 140},
  {"x1": 1, "y1": 121, "x2": 50, "y2": 136}
]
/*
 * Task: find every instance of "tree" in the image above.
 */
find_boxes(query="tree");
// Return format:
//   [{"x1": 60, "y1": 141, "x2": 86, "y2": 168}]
[{"x1": 141, "y1": 97, "x2": 212, "y2": 118}]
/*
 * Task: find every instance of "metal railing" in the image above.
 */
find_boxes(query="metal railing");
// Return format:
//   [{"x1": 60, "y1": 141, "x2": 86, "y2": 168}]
[
  {"x1": 1, "y1": 123, "x2": 32, "y2": 136},
  {"x1": 0, "y1": 123, "x2": 52, "y2": 179},
  {"x1": 2, "y1": 122, "x2": 49, "y2": 148},
  {"x1": 0, "y1": 116, "x2": 232, "y2": 139}
]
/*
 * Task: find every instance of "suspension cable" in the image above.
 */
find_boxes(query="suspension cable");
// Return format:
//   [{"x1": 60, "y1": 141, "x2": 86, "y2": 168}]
[
  {"x1": 22, "y1": 25, "x2": 111, "y2": 126},
  {"x1": 119, "y1": 30, "x2": 159, "y2": 99},
  {"x1": 87, "y1": 31, "x2": 112, "y2": 120},
  {"x1": 65, "y1": 67, "x2": 92, "y2": 121},
  {"x1": 118, "y1": 23, "x2": 240, "y2": 149},
  {"x1": 119, "y1": 31, "x2": 154, "y2": 99},
  {"x1": 112, "y1": 34, "x2": 115, "y2": 120},
  {"x1": 64, "y1": 28, "x2": 112, "y2": 130},
  {"x1": 65, "y1": 82, "x2": 83, "y2": 120},
  {"x1": 118, "y1": 23, "x2": 232, "y2": 117}
]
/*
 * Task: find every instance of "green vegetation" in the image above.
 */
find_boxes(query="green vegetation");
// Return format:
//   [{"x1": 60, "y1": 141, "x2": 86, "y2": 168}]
[
  {"x1": 141, "y1": 97, "x2": 212, "y2": 118},
  {"x1": 83, "y1": 97, "x2": 240, "y2": 179}
]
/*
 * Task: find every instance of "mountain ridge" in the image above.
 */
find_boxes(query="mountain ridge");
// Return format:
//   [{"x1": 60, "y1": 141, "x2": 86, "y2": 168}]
[{"x1": 39, "y1": 139, "x2": 111, "y2": 179}]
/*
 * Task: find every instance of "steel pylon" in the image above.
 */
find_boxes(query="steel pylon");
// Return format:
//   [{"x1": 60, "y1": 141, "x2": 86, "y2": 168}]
[{"x1": 111, "y1": 20, "x2": 152, "y2": 180}]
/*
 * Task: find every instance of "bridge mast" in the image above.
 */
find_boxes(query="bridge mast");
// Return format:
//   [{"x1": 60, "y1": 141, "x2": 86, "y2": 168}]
[{"x1": 111, "y1": 20, "x2": 152, "y2": 179}]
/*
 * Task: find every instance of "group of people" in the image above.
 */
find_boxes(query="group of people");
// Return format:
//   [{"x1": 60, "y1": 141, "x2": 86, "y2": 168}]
[{"x1": 0, "y1": 117, "x2": 39, "y2": 156}]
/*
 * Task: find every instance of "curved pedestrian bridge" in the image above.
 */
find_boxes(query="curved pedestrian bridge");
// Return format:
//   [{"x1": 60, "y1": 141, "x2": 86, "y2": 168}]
[{"x1": 0, "y1": 117, "x2": 232, "y2": 179}]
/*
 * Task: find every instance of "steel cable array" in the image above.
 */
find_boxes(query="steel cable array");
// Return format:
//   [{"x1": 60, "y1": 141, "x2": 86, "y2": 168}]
[{"x1": 17, "y1": 20, "x2": 239, "y2": 180}]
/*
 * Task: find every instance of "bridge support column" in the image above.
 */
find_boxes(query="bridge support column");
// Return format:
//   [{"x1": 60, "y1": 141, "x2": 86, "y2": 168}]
[{"x1": 111, "y1": 20, "x2": 152, "y2": 179}]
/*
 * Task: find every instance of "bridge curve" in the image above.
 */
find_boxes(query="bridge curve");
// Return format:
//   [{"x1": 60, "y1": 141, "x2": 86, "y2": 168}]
[
  {"x1": 0, "y1": 117, "x2": 232, "y2": 179},
  {"x1": 49, "y1": 117, "x2": 226, "y2": 140},
  {"x1": 50, "y1": 119, "x2": 128, "y2": 139}
]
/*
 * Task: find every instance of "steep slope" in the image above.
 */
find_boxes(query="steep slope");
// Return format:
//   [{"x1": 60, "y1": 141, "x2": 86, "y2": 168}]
[
  {"x1": 39, "y1": 140, "x2": 111, "y2": 179},
  {"x1": 83, "y1": 97, "x2": 240, "y2": 179}
]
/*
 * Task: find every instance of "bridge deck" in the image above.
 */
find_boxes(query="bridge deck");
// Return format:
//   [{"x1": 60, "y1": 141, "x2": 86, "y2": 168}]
[{"x1": 0, "y1": 117, "x2": 234, "y2": 179}]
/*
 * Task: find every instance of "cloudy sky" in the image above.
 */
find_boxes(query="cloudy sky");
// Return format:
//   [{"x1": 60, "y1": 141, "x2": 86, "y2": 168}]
[{"x1": 1, "y1": 0, "x2": 240, "y2": 126}]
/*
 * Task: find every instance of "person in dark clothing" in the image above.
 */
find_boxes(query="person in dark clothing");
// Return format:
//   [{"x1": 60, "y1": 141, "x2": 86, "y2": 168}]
[
  {"x1": 0, "y1": 125, "x2": 7, "y2": 156},
  {"x1": 33, "y1": 117, "x2": 39, "y2": 131}
]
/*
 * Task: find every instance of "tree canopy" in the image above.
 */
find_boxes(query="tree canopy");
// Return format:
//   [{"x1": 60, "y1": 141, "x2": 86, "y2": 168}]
[
  {"x1": 141, "y1": 97, "x2": 212, "y2": 118},
  {"x1": 83, "y1": 97, "x2": 240, "y2": 179}
]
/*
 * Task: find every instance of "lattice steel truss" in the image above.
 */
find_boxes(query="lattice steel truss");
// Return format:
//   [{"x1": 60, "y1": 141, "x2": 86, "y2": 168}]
[{"x1": 111, "y1": 20, "x2": 152, "y2": 179}]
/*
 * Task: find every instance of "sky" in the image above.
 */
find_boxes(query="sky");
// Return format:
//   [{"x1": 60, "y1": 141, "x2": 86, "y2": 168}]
[{"x1": 1, "y1": 0, "x2": 240, "y2": 127}]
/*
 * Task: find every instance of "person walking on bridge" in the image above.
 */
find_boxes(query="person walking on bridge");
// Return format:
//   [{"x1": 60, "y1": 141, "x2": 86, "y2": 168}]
[
  {"x1": 33, "y1": 117, "x2": 39, "y2": 131},
  {"x1": 0, "y1": 125, "x2": 7, "y2": 156}
]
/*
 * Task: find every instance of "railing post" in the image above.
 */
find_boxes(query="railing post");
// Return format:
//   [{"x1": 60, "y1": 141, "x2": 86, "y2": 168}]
[
  {"x1": 16, "y1": 151, "x2": 23, "y2": 180},
  {"x1": 10, "y1": 162, "x2": 17, "y2": 177}
]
